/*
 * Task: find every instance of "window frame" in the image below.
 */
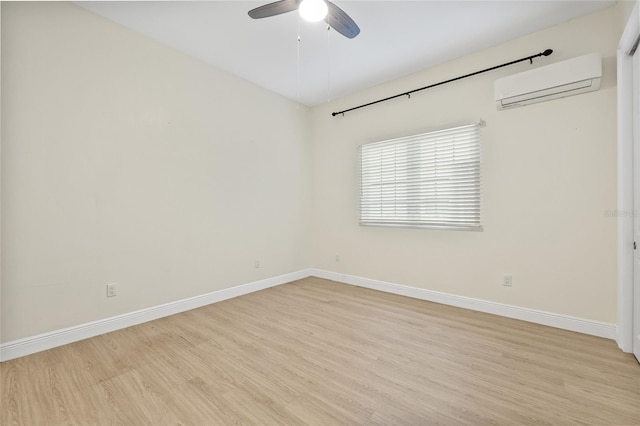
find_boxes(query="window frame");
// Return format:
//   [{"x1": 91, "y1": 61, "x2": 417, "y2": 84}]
[{"x1": 358, "y1": 122, "x2": 483, "y2": 231}]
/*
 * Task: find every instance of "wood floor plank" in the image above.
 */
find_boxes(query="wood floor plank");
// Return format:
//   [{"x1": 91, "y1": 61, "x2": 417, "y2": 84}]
[{"x1": 2, "y1": 277, "x2": 639, "y2": 425}]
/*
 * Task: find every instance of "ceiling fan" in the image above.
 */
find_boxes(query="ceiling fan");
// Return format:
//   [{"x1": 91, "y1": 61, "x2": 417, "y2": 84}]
[{"x1": 248, "y1": 0, "x2": 360, "y2": 39}]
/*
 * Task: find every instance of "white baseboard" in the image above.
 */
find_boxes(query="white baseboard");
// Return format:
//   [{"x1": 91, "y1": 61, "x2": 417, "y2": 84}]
[
  {"x1": 309, "y1": 269, "x2": 617, "y2": 340},
  {"x1": 1, "y1": 268, "x2": 617, "y2": 362},
  {"x1": 0, "y1": 269, "x2": 313, "y2": 362}
]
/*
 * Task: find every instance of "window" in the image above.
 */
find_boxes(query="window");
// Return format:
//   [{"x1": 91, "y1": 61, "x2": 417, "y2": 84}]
[{"x1": 359, "y1": 122, "x2": 482, "y2": 230}]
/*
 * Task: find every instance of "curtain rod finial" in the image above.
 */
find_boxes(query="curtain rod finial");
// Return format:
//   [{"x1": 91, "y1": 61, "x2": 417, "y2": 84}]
[{"x1": 543, "y1": 49, "x2": 553, "y2": 56}]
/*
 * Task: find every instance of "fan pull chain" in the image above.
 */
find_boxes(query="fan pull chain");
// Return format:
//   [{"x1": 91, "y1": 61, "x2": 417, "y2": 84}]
[
  {"x1": 326, "y1": 24, "x2": 331, "y2": 103},
  {"x1": 296, "y1": 16, "x2": 301, "y2": 108}
]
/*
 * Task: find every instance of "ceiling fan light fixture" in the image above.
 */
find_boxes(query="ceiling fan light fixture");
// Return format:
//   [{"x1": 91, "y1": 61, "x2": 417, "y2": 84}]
[{"x1": 298, "y1": 0, "x2": 328, "y2": 23}]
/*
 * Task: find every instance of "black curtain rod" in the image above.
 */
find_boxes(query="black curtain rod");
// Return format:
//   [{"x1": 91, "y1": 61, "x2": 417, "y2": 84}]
[{"x1": 331, "y1": 48, "x2": 554, "y2": 117}]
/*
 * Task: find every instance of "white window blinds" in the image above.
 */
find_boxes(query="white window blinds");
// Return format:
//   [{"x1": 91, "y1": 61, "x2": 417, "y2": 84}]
[{"x1": 359, "y1": 123, "x2": 482, "y2": 230}]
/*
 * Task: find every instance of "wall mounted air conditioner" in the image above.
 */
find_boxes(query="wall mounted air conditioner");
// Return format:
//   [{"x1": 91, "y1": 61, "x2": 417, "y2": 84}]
[{"x1": 495, "y1": 53, "x2": 602, "y2": 110}]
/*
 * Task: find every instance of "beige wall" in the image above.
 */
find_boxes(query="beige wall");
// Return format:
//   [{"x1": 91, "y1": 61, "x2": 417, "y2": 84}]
[
  {"x1": 0, "y1": 4, "x2": 3, "y2": 346},
  {"x1": 309, "y1": 5, "x2": 622, "y2": 324},
  {"x1": 1, "y1": 2, "x2": 312, "y2": 342},
  {"x1": 619, "y1": 0, "x2": 637, "y2": 29}
]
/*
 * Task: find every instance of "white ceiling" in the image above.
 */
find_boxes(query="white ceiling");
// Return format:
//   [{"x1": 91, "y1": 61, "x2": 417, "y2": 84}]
[{"x1": 76, "y1": 1, "x2": 615, "y2": 106}]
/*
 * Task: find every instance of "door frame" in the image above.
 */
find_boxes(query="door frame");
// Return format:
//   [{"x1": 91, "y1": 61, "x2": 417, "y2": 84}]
[{"x1": 618, "y1": 1, "x2": 639, "y2": 353}]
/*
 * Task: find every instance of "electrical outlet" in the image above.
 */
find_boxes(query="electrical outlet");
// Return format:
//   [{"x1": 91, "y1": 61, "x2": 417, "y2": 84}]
[
  {"x1": 106, "y1": 283, "x2": 117, "y2": 297},
  {"x1": 335, "y1": 253, "x2": 341, "y2": 262},
  {"x1": 502, "y1": 275, "x2": 513, "y2": 287},
  {"x1": 254, "y1": 260, "x2": 261, "y2": 269}
]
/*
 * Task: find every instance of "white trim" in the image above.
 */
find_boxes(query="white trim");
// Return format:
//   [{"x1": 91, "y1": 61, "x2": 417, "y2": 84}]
[
  {"x1": 617, "y1": 1, "x2": 639, "y2": 353},
  {"x1": 1, "y1": 267, "x2": 618, "y2": 362},
  {"x1": 0, "y1": 269, "x2": 313, "y2": 362},
  {"x1": 310, "y1": 269, "x2": 617, "y2": 340}
]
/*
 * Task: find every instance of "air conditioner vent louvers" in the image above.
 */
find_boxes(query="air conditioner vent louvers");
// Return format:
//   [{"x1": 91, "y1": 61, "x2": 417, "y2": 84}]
[{"x1": 495, "y1": 53, "x2": 602, "y2": 110}]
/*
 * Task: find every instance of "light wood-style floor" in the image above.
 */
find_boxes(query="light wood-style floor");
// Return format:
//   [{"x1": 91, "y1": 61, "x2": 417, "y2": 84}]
[{"x1": 2, "y1": 277, "x2": 639, "y2": 425}]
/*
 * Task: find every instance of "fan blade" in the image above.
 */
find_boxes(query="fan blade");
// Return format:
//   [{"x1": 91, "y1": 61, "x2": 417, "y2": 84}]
[
  {"x1": 325, "y1": 1, "x2": 360, "y2": 39},
  {"x1": 248, "y1": 0, "x2": 300, "y2": 19}
]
